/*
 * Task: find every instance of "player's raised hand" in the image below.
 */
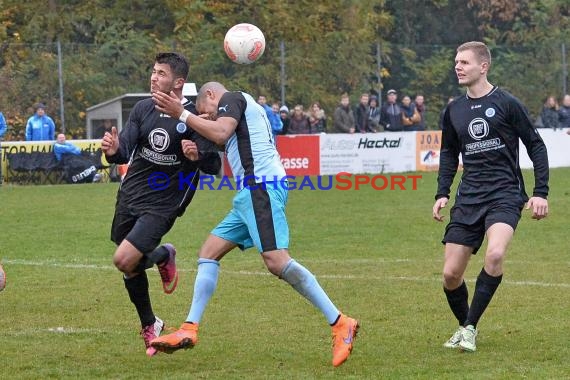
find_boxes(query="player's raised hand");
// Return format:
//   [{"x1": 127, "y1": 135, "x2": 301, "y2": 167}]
[
  {"x1": 432, "y1": 197, "x2": 449, "y2": 222},
  {"x1": 101, "y1": 126, "x2": 119, "y2": 156},
  {"x1": 153, "y1": 91, "x2": 184, "y2": 119},
  {"x1": 525, "y1": 196, "x2": 548, "y2": 220},
  {"x1": 181, "y1": 139, "x2": 199, "y2": 161}
]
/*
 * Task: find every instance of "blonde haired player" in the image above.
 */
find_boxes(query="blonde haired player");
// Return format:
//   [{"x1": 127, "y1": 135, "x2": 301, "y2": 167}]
[{"x1": 434, "y1": 41, "x2": 549, "y2": 352}]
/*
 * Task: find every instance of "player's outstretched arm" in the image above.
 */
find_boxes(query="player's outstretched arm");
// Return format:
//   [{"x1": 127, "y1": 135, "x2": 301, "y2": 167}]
[
  {"x1": 525, "y1": 196, "x2": 548, "y2": 220},
  {"x1": 432, "y1": 197, "x2": 449, "y2": 222}
]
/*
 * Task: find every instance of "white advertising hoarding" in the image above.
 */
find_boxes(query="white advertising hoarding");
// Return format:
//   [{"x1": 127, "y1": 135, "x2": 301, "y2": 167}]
[{"x1": 319, "y1": 133, "x2": 417, "y2": 174}]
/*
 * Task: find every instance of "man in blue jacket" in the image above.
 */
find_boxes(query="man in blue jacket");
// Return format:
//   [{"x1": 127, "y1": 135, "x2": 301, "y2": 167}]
[
  {"x1": 257, "y1": 95, "x2": 282, "y2": 142},
  {"x1": 53, "y1": 133, "x2": 81, "y2": 161},
  {"x1": 0, "y1": 112, "x2": 6, "y2": 139},
  {"x1": 26, "y1": 103, "x2": 55, "y2": 141}
]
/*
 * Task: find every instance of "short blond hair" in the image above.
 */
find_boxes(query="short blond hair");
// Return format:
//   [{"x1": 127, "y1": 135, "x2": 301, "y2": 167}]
[{"x1": 457, "y1": 41, "x2": 491, "y2": 66}]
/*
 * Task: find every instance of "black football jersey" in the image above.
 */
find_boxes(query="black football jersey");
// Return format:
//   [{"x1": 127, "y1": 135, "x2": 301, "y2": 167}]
[
  {"x1": 437, "y1": 87, "x2": 549, "y2": 205},
  {"x1": 106, "y1": 97, "x2": 220, "y2": 217}
]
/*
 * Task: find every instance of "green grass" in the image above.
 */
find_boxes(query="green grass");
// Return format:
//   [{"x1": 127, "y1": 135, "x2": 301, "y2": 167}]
[{"x1": 0, "y1": 169, "x2": 569, "y2": 379}]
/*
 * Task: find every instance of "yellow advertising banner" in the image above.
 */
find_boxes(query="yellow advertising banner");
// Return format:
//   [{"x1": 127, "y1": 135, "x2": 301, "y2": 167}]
[{"x1": 415, "y1": 131, "x2": 442, "y2": 171}]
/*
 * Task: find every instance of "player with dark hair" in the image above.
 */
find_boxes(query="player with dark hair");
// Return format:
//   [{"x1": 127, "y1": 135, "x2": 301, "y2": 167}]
[
  {"x1": 149, "y1": 81, "x2": 359, "y2": 367},
  {"x1": 433, "y1": 41, "x2": 549, "y2": 352},
  {"x1": 101, "y1": 52, "x2": 220, "y2": 356}
]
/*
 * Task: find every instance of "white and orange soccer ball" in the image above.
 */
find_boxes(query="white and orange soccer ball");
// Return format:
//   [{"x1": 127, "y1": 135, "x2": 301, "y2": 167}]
[{"x1": 223, "y1": 23, "x2": 265, "y2": 65}]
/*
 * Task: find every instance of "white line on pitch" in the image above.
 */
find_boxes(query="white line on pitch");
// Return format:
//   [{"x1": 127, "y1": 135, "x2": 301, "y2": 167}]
[{"x1": 3, "y1": 259, "x2": 569, "y2": 288}]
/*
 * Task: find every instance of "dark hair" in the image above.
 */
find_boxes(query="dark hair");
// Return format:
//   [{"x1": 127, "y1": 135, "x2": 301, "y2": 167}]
[{"x1": 155, "y1": 52, "x2": 189, "y2": 80}]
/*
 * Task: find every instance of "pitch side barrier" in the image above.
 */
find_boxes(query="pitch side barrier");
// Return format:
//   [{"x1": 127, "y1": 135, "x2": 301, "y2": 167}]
[
  {"x1": 228, "y1": 129, "x2": 566, "y2": 177},
  {"x1": 0, "y1": 140, "x2": 110, "y2": 184}
]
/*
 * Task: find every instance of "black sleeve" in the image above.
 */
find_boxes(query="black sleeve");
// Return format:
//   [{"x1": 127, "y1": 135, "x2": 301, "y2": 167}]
[
  {"x1": 197, "y1": 151, "x2": 221, "y2": 175},
  {"x1": 435, "y1": 106, "x2": 460, "y2": 200},
  {"x1": 511, "y1": 100, "x2": 549, "y2": 198},
  {"x1": 105, "y1": 103, "x2": 144, "y2": 164},
  {"x1": 188, "y1": 127, "x2": 221, "y2": 175}
]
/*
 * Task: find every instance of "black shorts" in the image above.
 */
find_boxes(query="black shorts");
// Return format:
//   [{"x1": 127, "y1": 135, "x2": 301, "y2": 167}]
[
  {"x1": 442, "y1": 200, "x2": 523, "y2": 254},
  {"x1": 111, "y1": 205, "x2": 176, "y2": 255}
]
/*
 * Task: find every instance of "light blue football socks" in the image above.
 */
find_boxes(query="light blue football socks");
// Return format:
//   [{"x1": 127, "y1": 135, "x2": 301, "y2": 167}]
[
  {"x1": 186, "y1": 258, "x2": 220, "y2": 323},
  {"x1": 280, "y1": 259, "x2": 340, "y2": 325}
]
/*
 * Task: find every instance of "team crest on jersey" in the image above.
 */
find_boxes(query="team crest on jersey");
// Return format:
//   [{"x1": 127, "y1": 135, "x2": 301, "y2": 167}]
[
  {"x1": 468, "y1": 118, "x2": 489, "y2": 140},
  {"x1": 148, "y1": 128, "x2": 170, "y2": 152},
  {"x1": 485, "y1": 107, "x2": 496, "y2": 117},
  {"x1": 176, "y1": 122, "x2": 187, "y2": 133}
]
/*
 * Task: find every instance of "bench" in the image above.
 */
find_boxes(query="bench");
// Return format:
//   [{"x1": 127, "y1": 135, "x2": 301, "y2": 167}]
[{"x1": 5, "y1": 150, "x2": 111, "y2": 185}]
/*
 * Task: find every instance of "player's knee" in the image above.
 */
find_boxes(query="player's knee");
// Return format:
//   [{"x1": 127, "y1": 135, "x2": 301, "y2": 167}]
[
  {"x1": 263, "y1": 249, "x2": 291, "y2": 277},
  {"x1": 485, "y1": 246, "x2": 506, "y2": 267},
  {"x1": 265, "y1": 260, "x2": 283, "y2": 276},
  {"x1": 264, "y1": 257, "x2": 286, "y2": 277},
  {"x1": 442, "y1": 269, "x2": 463, "y2": 288},
  {"x1": 113, "y1": 253, "x2": 136, "y2": 273}
]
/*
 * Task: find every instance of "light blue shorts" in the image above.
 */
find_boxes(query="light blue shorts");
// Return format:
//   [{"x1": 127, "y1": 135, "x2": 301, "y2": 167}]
[{"x1": 211, "y1": 182, "x2": 289, "y2": 252}]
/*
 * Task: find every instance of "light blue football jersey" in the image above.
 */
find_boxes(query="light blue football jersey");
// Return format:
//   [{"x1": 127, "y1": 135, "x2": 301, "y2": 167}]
[{"x1": 218, "y1": 91, "x2": 286, "y2": 183}]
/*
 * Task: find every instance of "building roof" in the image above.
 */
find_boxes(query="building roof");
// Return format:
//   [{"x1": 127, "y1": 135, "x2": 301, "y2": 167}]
[{"x1": 86, "y1": 83, "x2": 198, "y2": 112}]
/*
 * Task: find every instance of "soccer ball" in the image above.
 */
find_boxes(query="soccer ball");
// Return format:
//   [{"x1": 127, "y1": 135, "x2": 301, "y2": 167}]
[{"x1": 223, "y1": 23, "x2": 265, "y2": 65}]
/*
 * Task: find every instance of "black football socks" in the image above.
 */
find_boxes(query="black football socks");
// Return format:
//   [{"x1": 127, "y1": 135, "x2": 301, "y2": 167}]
[
  {"x1": 135, "y1": 245, "x2": 170, "y2": 273},
  {"x1": 124, "y1": 271, "x2": 155, "y2": 327},
  {"x1": 444, "y1": 280, "x2": 469, "y2": 326},
  {"x1": 465, "y1": 268, "x2": 502, "y2": 328}
]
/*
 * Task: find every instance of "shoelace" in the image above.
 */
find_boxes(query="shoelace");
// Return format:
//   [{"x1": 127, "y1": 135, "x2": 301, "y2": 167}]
[
  {"x1": 141, "y1": 325, "x2": 158, "y2": 347},
  {"x1": 157, "y1": 261, "x2": 171, "y2": 282},
  {"x1": 450, "y1": 330, "x2": 462, "y2": 342}
]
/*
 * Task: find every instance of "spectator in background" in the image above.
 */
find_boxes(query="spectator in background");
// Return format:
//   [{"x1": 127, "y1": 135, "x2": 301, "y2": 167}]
[
  {"x1": 413, "y1": 94, "x2": 426, "y2": 131},
  {"x1": 258, "y1": 96, "x2": 282, "y2": 140},
  {"x1": 288, "y1": 105, "x2": 311, "y2": 134},
  {"x1": 279, "y1": 105, "x2": 290, "y2": 135},
  {"x1": 94, "y1": 119, "x2": 116, "y2": 139},
  {"x1": 401, "y1": 95, "x2": 422, "y2": 131},
  {"x1": 333, "y1": 94, "x2": 355, "y2": 133},
  {"x1": 558, "y1": 94, "x2": 570, "y2": 129},
  {"x1": 54, "y1": 133, "x2": 102, "y2": 183},
  {"x1": 53, "y1": 133, "x2": 81, "y2": 161},
  {"x1": 0, "y1": 111, "x2": 5, "y2": 184},
  {"x1": 0, "y1": 111, "x2": 6, "y2": 139},
  {"x1": 539, "y1": 96, "x2": 559, "y2": 130},
  {"x1": 257, "y1": 95, "x2": 268, "y2": 108},
  {"x1": 270, "y1": 102, "x2": 283, "y2": 141},
  {"x1": 354, "y1": 93, "x2": 370, "y2": 133},
  {"x1": 380, "y1": 89, "x2": 403, "y2": 132},
  {"x1": 368, "y1": 95, "x2": 381, "y2": 132},
  {"x1": 308, "y1": 102, "x2": 327, "y2": 133},
  {"x1": 26, "y1": 103, "x2": 55, "y2": 141}
]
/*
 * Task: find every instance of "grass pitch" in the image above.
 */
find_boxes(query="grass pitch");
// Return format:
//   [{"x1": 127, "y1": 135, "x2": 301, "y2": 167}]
[{"x1": 0, "y1": 169, "x2": 568, "y2": 379}]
